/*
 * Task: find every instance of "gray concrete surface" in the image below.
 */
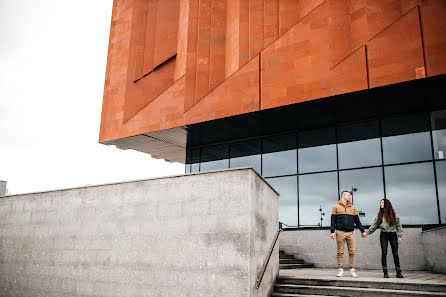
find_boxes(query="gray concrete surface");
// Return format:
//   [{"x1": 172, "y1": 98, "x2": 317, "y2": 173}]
[
  {"x1": 0, "y1": 168, "x2": 279, "y2": 297},
  {"x1": 0, "y1": 181, "x2": 6, "y2": 197},
  {"x1": 423, "y1": 226, "x2": 446, "y2": 274},
  {"x1": 279, "y1": 228, "x2": 425, "y2": 270}
]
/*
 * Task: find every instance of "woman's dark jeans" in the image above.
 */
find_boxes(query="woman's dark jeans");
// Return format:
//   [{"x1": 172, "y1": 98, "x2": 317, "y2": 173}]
[{"x1": 380, "y1": 231, "x2": 400, "y2": 268}]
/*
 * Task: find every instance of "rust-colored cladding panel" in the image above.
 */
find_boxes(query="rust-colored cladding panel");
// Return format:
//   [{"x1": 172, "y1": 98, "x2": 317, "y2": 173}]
[
  {"x1": 153, "y1": 0, "x2": 180, "y2": 68},
  {"x1": 134, "y1": 0, "x2": 149, "y2": 80},
  {"x1": 195, "y1": 0, "x2": 212, "y2": 101},
  {"x1": 249, "y1": 0, "x2": 264, "y2": 58},
  {"x1": 264, "y1": 0, "x2": 279, "y2": 47},
  {"x1": 367, "y1": 7, "x2": 424, "y2": 88},
  {"x1": 420, "y1": 0, "x2": 446, "y2": 77},
  {"x1": 143, "y1": 0, "x2": 158, "y2": 75},
  {"x1": 184, "y1": 0, "x2": 200, "y2": 112},
  {"x1": 209, "y1": 0, "x2": 226, "y2": 91},
  {"x1": 100, "y1": 0, "x2": 446, "y2": 145}
]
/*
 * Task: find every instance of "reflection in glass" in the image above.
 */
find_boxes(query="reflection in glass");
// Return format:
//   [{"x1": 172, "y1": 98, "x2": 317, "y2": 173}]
[
  {"x1": 339, "y1": 168, "x2": 384, "y2": 225},
  {"x1": 433, "y1": 129, "x2": 446, "y2": 160},
  {"x1": 299, "y1": 172, "x2": 337, "y2": 227},
  {"x1": 185, "y1": 164, "x2": 191, "y2": 174},
  {"x1": 200, "y1": 159, "x2": 229, "y2": 172},
  {"x1": 263, "y1": 150, "x2": 297, "y2": 177},
  {"x1": 298, "y1": 144, "x2": 337, "y2": 173},
  {"x1": 230, "y1": 139, "x2": 261, "y2": 174},
  {"x1": 191, "y1": 163, "x2": 199, "y2": 173},
  {"x1": 200, "y1": 144, "x2": 229, "y2": 163},
  {"x1": 436, "y1": 161, "x2": 446, "y2": 224},
  {"x1": 266, "y1": 176, "x2": 298, "y2": 227},
  {"x1": 382, "y1": 132, "x2": 432, "y2": 165},
  {"x1": 230, "y1": 155, "x2": 261, "y2": 174},
  {"x1": 338, "y1": 138, "x2": 382, "y2": 169},
  {"x1": 384, "y1": 163, "x2": 438, "y2": 224}
]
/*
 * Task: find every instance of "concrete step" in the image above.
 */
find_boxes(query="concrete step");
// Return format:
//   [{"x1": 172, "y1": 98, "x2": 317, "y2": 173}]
[
  {"x1": 274, "y1": 284, "x2": 446, "y2": 297},
  {"x1": 280, "y1": 263, "x2": 314, "y2": 269},
  {"x1": 280, "y1": 254, "x2": 296, "y2": 259},
  {"x1": 276, "y1": 276, "x2": 446, "y2": 293},
  {"x1": 272, "y1": 293, "x2": 340, "y2": 297},
  {"x1": 280, "y1": 259, "x2": 305, "y2": 264}
]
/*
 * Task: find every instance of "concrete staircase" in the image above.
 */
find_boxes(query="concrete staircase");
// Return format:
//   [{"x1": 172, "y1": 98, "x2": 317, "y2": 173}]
[
  {"x1": 279, "y1": 250, "x2": 314, "y2": 270},
  {"x1": 271, "y1": 274, "x2": 446, "y2": 297}
]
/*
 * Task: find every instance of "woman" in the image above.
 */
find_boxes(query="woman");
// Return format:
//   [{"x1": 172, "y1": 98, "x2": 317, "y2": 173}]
[{"x1": 366, "y1": 199, "x2": 403, "y2": 278}]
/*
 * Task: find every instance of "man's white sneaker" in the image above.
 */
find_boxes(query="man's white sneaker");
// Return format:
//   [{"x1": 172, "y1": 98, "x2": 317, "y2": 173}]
[
  {"x1": 336, "y1": 268, "x2": 344, "y2": 277},
  {"x1": 350, "y1": 268, "x2": 358, "y2": 278}
]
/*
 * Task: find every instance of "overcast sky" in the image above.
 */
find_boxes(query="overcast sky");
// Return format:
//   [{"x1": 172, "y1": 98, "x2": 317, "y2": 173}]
[{"x1": 0, "y1": 0, "x2": 184, "y2": 195}]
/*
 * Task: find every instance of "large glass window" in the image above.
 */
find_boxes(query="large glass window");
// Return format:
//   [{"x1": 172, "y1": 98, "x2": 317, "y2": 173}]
[
  {"x1": 384, "y1": 163, "x2": 438, "y2": 224},
  {"x1": 432, "y1": 110, "x2": 446, "y2": 160},
  {"x1": 339, "y1": 168, "x2": 384, "y2": 225},
  {"x1": 200, "y1": 144, "x2": 229, "y2": 172},
  {"x1": 436, "y1": 161, "x2": 446, "y2": 224},
  {"x1": 262, "y1": 134, "x2": 297, "y2": 177},
  {"x1": 298, "y1": 172, "x2": 337, "y2": 227},
  {"x1": 298, "y1": 127, "x2": 337, "y2": 173},
  {"x1": 298, "y1": 145, "x2": 337, "y2": 173},
  {"x1": 382, "y1": 132, "x2": 432, "y2": 165},
  {"x1": 338, "y1": 139, "x2": 382, "y2": 169},
  {"x1": 229, "y1": 139, "x2": 261, "y2": 174},
  {"x1": 266, "y1": 176, "x2": 298, "y2": 227}
]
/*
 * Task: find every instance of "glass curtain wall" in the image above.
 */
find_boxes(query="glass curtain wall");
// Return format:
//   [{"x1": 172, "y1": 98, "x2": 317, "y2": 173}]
[{"x1": 186, "y1": 110, "x2": 446, "y2": 228}]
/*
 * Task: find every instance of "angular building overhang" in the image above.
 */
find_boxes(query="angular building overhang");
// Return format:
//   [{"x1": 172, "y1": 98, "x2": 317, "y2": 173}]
[{"x1": 100, "y1": 0, "x2": 446, "y2": 163}]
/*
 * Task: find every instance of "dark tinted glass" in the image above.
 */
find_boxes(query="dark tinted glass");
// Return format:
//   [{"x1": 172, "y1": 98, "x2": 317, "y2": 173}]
[
  {"x1": 191, "y1": 163, "x2": 199, "y2": 173},
  {"x1": 384, "y1": 163, "x2": 438, "y2": 224},
  {"x1": 432, "y1": 130, "x2": 446, "y2": 160},
  {"x1": 185, "y1": 164, "x2": 191, "y2": 174},
  {"x1": 298, "y1": 172, "x2": 337, "y2": 227},
  {"x1": 338, "y1": 138, "x2": 382, "y2": 169},
  {"x1": 266, "y1": 176, "x2": 298, "y2": 227},
  {"x1": 298, "y1": 144, "x2": 337, "y2": 173},
  {"x1": 339, "y1": 168, "x2": 384, "y2": 225},
  {"x1": 381, "y1": 113, "x2": 430, "y2": 137},
  {"x1": 262, "y1": 133, "x2": 297, "y2": 154},
  {"x1": 337, "y1": 120, "x2": 380, "y2": 143},
  {"x1": 299, "y1": 127, "x2": 336, "y2": 148},
  {"x1": 230, "y1": 155, "x2": 261, "y2": 174},
  {"x1": 436, "y1": 161, "x2": 446, "y2": 224},
  {"x1": 431, "y1": 109, "x2": 446, "y2": 131},
  {"x1": 200, "y1": 159, "x2": 229, "y2": 172},
  {"x1": 263, "y1": 150, "x2": 297, "y2": 177},
  {"x1": 200, "y1": 144, "x2": 229, "y2": 163},
  {"x1": 229, "y1": 139, "x2": 261, "y2": 173},
  {"x1": 382, "y1": 132, "x2": 432, "y2": 164}
]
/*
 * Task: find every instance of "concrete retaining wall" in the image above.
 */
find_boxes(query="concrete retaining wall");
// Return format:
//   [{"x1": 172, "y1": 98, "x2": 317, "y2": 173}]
[
  {"x1": 422, "y1": 226, "x2": 446, "y2": 274},
  {"x1": 0, "y1": 181, "x2": 6, "y2": 197},
  {"x1": 279, "y1": 227, "x2": 425, "y2": 271},
  {"x1": 0, "y1": 168, "x2": 279, "y2": 297}
]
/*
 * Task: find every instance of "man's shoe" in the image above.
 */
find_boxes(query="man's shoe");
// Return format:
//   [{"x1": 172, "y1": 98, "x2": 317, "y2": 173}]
[
  {"x1": 336, "y1": 268, "x2": 344, "y2": 277},
  {"x1": 383, "y1": 267, "x2": 389, "y2": 278},
  {"x1": 396, "y1": 268, "x2": 404, "y2": 278},
  {"x1": 350, "y1": 268, "x2": 358, "y2": 278}
]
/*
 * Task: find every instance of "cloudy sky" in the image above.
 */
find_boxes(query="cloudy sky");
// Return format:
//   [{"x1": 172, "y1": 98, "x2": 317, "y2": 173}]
[{"x1": 0, "y1": 0, "x2": 184, "y2": 195}]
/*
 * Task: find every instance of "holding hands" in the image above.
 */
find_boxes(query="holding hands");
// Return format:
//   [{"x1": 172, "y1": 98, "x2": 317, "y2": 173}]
[
  {"x1": 397, "y1": 238, "x2": 402, "y2": 244},
  {"x1": 361, "y1": 232, "x2": 367, "y2": 238}
]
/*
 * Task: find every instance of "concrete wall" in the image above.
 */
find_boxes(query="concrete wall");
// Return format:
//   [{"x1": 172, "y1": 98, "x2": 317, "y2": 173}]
[
  {"x1": 0, "y1": 168, "x2": 279, "y2": 297},
  {"x1": 0, "y1": 181, "x2": 6, "y2": 197},
  {"x1": 423, "y1": 226, "x2": 446, "y2": 274},
  {"x1": 280, "y1": 228, "x2": 425, "y2": 271}
]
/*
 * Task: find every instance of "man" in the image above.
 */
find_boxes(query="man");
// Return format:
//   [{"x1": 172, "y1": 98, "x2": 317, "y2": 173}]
[{"x1": 330, "y1": 190, "x2": 367, "y2": 277}]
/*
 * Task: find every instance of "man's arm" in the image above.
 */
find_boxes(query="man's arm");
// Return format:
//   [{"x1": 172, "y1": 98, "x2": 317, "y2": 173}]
[
  {"x1": 330, "y1": 206, "x2": 337, "y2": 234},
  {"x1": 352, "y1": 206, "x2": 365, "y2": 234}
]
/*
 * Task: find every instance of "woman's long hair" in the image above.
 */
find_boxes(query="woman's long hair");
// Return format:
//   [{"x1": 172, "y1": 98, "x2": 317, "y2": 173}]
[{"x1": 377, "y1": 199, "x2": 396, "y2": 226}]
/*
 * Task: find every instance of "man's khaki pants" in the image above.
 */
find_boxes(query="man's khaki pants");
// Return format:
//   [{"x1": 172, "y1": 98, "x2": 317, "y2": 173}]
[{"x1": 335, "y1": 230, "x2": 356, "y2": 268}]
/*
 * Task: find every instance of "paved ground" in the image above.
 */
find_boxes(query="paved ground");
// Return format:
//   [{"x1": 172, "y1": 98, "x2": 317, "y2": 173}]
[{"x1": 279, "y1": 268, "x2": 446, "y2": 285}]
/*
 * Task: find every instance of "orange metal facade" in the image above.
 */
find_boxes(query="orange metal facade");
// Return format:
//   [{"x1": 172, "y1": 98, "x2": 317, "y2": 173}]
[{"x1": 100, "y1": 0, "x2": 446, "y2": 158}]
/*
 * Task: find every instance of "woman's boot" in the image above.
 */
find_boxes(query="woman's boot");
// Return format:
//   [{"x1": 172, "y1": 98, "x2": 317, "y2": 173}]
[
  {"x1": 396, "y1": 267, "x2": 404, "y2": 278},
  {"x1": 383, "y1": 267, "x2": 389, "y2": 278}
]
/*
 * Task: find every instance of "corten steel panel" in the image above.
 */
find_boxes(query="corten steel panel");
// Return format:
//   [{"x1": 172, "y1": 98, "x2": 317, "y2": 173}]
[
  {"x1": 264, "y1": 0, "x2": 279, "y2": 47},
  {"x1": 367, "y1": 7, "x2": 424, "y2": 88},
  {"x1": 420, "y1": 0, "x2": 446, "y2": 77},
  {"x1": 100, "y1": 0, "x2": 446, "y2": 153},
  {"x1": 153, "y1": 0, "x2": 180, "y2": 68},
  {"x1": 195, "y1": 0, "x2": 212, "y2": 102}
]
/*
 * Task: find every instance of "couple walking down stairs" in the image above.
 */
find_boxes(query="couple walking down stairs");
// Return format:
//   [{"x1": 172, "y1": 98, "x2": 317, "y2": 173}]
[{"x1": 271, "y1": 250, "x2": 446, "y2": 297}]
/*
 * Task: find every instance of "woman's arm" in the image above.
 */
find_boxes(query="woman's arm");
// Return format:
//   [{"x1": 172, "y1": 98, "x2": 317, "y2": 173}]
[
  {"x1": 396, "y1": 216, "x2": 403, "y2": 239},
  {"x1": 367, "y1": 217, "x2": 379, "y2": 235}
]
